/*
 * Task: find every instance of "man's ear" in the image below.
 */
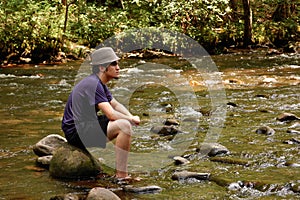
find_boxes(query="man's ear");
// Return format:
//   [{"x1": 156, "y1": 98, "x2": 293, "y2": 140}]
[{"x1": 99, "y1": 66, "x2": 106, "y2": 72}]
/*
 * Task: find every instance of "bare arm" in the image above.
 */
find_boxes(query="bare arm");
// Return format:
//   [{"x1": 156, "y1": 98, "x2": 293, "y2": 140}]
[
  {"x1": 98, "y1": 99, "x2": 140, "y2": 125},
  {"x1": 110, "y1": 98, "x2": 132, "y2": 117}
]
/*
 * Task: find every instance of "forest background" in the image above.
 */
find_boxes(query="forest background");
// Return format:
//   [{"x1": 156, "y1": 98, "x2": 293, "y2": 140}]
[{"x1": 0, "y1": 0, "x2": 299, "y2": 64}]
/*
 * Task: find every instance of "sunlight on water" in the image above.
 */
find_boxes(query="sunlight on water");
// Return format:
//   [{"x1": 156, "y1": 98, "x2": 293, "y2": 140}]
[{"x1": 0, "y1": 55, "x2": 299, "y2": 199}]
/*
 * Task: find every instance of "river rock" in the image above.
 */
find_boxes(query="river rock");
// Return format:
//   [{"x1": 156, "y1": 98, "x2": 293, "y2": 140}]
[
  {"x1": 36, "y1": 155, "x2": 53, "y2": 167},
  {"x1": 172, "y1": 171, "x2": 210, "y2": 181},
  {"x1": 256, "y1": 126, "x2": 275, "y2": 135},
  {"x1": 49, "y1": 144, "x2": 101, "y2": 179},
  {"x1": 86, "y1": 187, "x2": 120, "y2": 200},
  {"x1": 196, "y1": 143, "x2": 230, "y2": 157},
  {"x1": 164, "y1": 119, "x2": 180, "y2": 126},
  {"x1": 283, "y1": 138, "x2": 300, "y2": 145},
  {"x1": 150, "y1": 125, "x2": 182, "y2": 136},
  {"x1": 123, "y1": 185, "x2": 162, "y2": 194},
  {"x1": 287, "y1": 129, "x2": 300, "y2": 134},
  {"x1": 33, "y1": 134, "x2": 67, "y2": 157},
  {"x1": 173, "y1": 156, "x2": 190, "y2": 165},
  {"x1": 276, "y1": 113, "x2": 300, "y2": 122}
]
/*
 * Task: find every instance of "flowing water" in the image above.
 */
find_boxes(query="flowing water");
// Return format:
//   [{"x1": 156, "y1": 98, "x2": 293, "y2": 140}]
[{"x1": 0, "y1": 52, "x2": 300, "y2": 199}]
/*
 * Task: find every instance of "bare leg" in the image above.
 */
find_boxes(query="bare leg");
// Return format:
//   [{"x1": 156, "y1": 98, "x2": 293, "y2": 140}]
[{"x1": 107, "y1": 119, "x2": 132, "y2": 178}]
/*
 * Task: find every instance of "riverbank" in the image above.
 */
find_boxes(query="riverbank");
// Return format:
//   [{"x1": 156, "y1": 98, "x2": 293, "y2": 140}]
[{"x1": 1, "y1": 44, "x2": 299, "y2": 68}]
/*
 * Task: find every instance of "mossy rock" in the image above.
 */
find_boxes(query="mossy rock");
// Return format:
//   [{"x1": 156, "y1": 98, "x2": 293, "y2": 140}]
[{"x1": 49, "y1": 144, "x2": 101, "y2": 179}]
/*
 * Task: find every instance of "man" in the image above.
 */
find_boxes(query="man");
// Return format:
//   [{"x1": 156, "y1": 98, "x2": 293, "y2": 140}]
[{"x1": 62, "y1": 47, "x2": 140, "y2": 179}]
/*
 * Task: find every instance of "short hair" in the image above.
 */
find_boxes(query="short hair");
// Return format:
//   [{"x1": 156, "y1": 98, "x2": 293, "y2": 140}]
[
  {"x1": 92, "y1": 62, "x2": 110, "y2": 74},
  {"x1": 92, "y1": 65, "x2": 100, "y2": 74}
]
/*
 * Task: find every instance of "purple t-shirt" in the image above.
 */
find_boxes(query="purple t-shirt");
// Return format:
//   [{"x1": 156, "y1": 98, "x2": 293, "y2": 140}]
[{"x1": 62, "y1": 74, "x2": 112, "y2": 136}]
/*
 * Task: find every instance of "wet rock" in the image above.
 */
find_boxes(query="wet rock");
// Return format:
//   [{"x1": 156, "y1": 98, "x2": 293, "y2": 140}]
[
  {"x1": 36, "y1": 155, "x2": 53, "y2": 167},
  {"x1": 49, "y1": 145, "x2": 101, "y2": 179},
  {"x1": 33, "y1": 134, "x2": 67, "y2": 157},
  {"x1": 287, "y1": 129, "x2": 300, "y2": 134},
  {"x1": 285, "y1": 162, "x2": 300, "y2": 168},
  {"x1": 171, "y1": 171, "x2": 210, "y2": 181},
  {"x1": 283, "y1": 138, "x2": 300, "y2": 145},
  {"x1": 228, "y1": 181, "x2": 244, "y2": 191},
  {"x1": 255, "y1": 94, "x2": 268, "y2": 98},
  {"x1": 276, "y1": 113, "x2": 300, "y2": 122},
  {"x1": 150, "y1": 125, "x2": 182, "y2": 136},
  {"x1": 196, "y1": 143, "x2": 230, "y2": 157},
  {"x1": 86, "y1": 187, "x2": 120, "y2": 200},
  {"x1": 164, "y1": 118, "x2": 180, "y2": 126},
  {"x1": 123, "y1": 185, "x2": 162, "y2": 194},
  {"x1": 227, "y1": 102, "x2": 238, "y2": 107},
  {"x1": 173, "y1": 156, "x2": 190, "y2": 165},
  {"x1": 255, "y1": 126, "x2": 275, "y2": 135}
]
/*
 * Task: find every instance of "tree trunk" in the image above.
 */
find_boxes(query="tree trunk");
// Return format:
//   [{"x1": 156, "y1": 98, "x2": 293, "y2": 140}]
[
  {"x1": 229, "y1": 0, "x2": 238, "y2": 21},
  {"x1": 242, "y1": 0, "x2": 252, "y2": 47},
  {"x1": 63, "y1": 0, "x2": 69, "y2": 33}
]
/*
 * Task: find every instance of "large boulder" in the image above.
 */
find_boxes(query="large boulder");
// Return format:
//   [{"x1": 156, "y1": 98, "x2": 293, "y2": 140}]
[
  {"x1": 33, "y1": 134, "x2": 67, "y2": 157},
  {"x1": 49, "y1": 144, "x2": 101, "y2": 179}
]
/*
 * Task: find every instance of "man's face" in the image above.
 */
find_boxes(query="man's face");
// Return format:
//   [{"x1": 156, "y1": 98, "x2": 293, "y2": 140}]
[{"x1": 105, "y1": 61, "x2": 120, "y2": 79}]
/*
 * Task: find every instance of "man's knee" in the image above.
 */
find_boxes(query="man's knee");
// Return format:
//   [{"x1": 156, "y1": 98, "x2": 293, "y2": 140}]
[{"x1": 119, "y1": 119, "x2": 133, "y2": 135}]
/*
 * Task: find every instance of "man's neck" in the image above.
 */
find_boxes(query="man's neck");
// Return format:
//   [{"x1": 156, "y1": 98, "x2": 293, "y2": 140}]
[{"x1": 98, "y1": 73, "x2": 110, "y2": 84}]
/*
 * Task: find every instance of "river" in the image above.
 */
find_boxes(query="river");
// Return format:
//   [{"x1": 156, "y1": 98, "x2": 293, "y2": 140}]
[{"x1": 0, "y1": 51, "x2": 299, "y2": 199}]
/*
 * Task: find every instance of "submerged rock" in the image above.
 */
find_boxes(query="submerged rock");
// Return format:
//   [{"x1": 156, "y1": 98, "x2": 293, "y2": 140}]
[
  {"x1": 49, "y1": 145, "x2": 101, "y2": 179},
  {"x1": 196, "y1": 143, "x2": 230, "y2": 157},
  {"x1": 276, "y1": 113, "x2": 300, "y2": 122},
  {"x1": 123, "y1": 185, "x2": 162, "y2": 194},
  {"x1": 256, "y1": 126, "x2": 275, "y2": 135},
  {"x1": 172, "y1": 171, "x2": 210, "y2": 181},
  {"x1": 86, "y1": 187, "x2": 120, "y2": 200},
  {"x1": 33, "y1": 134, "x2": 67, "y2": 157}
]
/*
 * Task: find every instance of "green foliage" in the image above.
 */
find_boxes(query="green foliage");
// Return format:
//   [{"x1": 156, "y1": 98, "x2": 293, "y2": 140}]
[
  {"x1": 0, "y1": 0, "x2": 299, "y2": 63},
  {"x1": 0, "y1": 0, "x2": 65, "y2": 62}
]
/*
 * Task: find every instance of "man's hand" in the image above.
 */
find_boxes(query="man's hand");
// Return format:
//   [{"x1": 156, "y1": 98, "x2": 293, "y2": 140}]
[{"x1": 130, "y1": 116, "x2": 140, "y2": 126}]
